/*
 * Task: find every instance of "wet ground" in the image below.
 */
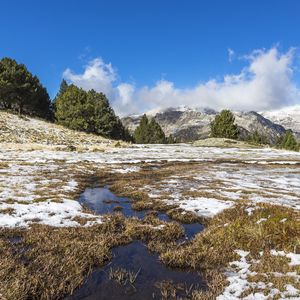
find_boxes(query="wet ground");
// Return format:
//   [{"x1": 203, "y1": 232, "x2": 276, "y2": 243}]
[
  {"x1": 69, "y1": 187, "x2": 205, "y2": 299},
  {"x1": 69, "y1": 241, "x2": 205, "y2": 300},
  {"x1": 78, "y1": 187, "x2": 204, "y2": 240}
]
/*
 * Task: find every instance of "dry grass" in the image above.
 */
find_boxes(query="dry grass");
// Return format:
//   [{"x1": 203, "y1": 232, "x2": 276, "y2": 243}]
[
  {"x1": 1, "y1": 157, "x2": 300, "y2": 299},
  {"x1": 108, "y1": 266, "x2": 141, "y2": 286},
  {"x1": 246, "y1": 254, "x2": 300, "y2": 293},
  {"x1": 166, "y1": 208, "x2": 205, "y2": 224},
  {"x1": 0, "y1": 213, "x2": 188, "y2": 300},
  {"x1": 113, "y1": 205, "x2": 123, "y2": 212},
  {"x1": 65, "y1": 162, "x2": 300, "y2": 298},
  {"x1": 0, "y1": 215, "x2": 126, "y2": 300},
  {"x1": 0, "y1": 207, "x2": 16, "y2": 215},
  {"x1": 161, "y1": 204, "x2": 300, "y2": 268},
  {"x1": 159, "y1": 203, "x2": 300, "y2": 298},
  {"x1": 0, "y1": 111, "x2": 129, "y2": 149}
]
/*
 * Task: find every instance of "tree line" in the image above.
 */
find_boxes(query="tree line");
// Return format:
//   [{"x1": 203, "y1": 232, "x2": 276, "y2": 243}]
[
  {"x1": 0, "y1": 57, "x2": 299, "y2": 149},
  {"x1": 0, "y1": 57, "x2": 172, "y2": 143},
  {"x1": 0, "y1": 58, "x2": 52, "y2": 119},
  {"x1": 210, "y1": 109, "x2": 299, "y2": 151},
  {"x1": 133, "y1": 114, "x2": 174, "y2": 144}
]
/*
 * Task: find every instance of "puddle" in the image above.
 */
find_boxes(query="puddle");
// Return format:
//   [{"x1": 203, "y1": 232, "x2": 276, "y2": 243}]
[
  {"x1": 68, "y1": 241, "x2": 205, "y2": 300},
  {"x1": 8, "y1": 236, "x2": 22, "y2": 245},
  {"x1": 79, "y1": 187, "x2": 146, "y2": 219},
  {"x1": 79, "y1": 187, "x2": 204, "y2": 239},
  {"x1": 71, "y1": 186, "x2": 205, "y2": 299}
]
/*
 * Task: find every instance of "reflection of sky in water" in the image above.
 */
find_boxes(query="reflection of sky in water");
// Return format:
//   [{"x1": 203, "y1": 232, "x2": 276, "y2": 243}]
[
  {"x1": 68, "y1": 241, "x2": 205, "y2": 300},
  {"x1": 79, "y1": 187, "x2": 204, "y2": 239},
  {"x1": 79, "y1": 187, "x2": 145, "y2": 218}
]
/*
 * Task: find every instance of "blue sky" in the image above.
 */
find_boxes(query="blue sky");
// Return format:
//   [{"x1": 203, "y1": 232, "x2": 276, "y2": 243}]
[{"x1": 1, "y1": 0, "x2": 300, "y2": 114}]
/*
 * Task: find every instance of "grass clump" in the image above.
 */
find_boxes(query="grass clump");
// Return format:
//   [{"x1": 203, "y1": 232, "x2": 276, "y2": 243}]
[
  {"x1": 161, "y1": 204, "x2": 300, "y2": 269},
  {"x1": 0, "y1": 207, "x2": 16, "y2": 215},
  {"x1": 167, "y1": 208, "x2": 204, "y2": 224},
  {"x1": 113, "y1": 205, "x2": 123, "y2": 212},
  {"x1": 108, "y1": 266, "x2": 141, "y2": 286},
  {"x1": 0, "y1": 215, "x2": 129, "y2": 300},
  {"x1": 0, "y1": 212, "x2": 187, "y2": 300},
  {"x1": 159, "y1": 203, "x2": 300, "y2": 298}
]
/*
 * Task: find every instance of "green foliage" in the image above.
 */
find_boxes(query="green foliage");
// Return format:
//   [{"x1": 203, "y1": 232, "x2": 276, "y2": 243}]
[
  {"x1": 210, "y1": 109, "x2": 239, "y2": 139},
  {"x1": 134, "y1": 114, "x2": 168, "y2": 144},
  {"x1": 166, "y1": 134, "x2": 176, "y2": 144},
  {"x1": 276, "y1": 130, "x2": 299, "y2": 151},
  {"x1": 55, "y1": 85, "x2": 131, "y2": 141},
  {"x1": 57, "y1": 79, "x2": 68, "y2": 98},
  {"x1": 247, "y1": 130, "x2": 269, "y2": 145},
  {"x1": 148, "y1": 118, "x2": 167, "y2": 144},
  {"x1": 52, "y1": 79, "x2": 69, "y2": 116},
  {"x1": 0, "y1": 57, "x2": 52, "y2": 119},
  {"x1": 134, "y1": 114, "x2": 151, "y2": 144},
  {"x1": 54, "y1": 79, "x2": 68, "y2": 102}
]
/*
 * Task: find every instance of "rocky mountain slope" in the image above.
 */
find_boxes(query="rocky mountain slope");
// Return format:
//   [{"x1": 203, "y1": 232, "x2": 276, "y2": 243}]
[
  {"x1": 0, "y1": 111, "x2": 125, "y2": 150},
  {"x1": 122, "y1": 106, "x2": 287, "y2": 143},
  {"x1": 261, "y1": 105, "x2": 300, "y2": 139}
]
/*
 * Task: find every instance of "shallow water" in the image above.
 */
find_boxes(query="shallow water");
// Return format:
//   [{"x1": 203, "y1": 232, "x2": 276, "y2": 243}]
[
  {"x1": 70, "y1": 186, "x2": 205, "y2": 299},
  {"x1": 79, "y1": 187, "x2": 204, "y2": 239},
  {"x1": 79, "y1": 187, "x2": 146, "y2": 219},
  {"x1": 68, "y1": 241, "x2": 205, "y2": 300}
]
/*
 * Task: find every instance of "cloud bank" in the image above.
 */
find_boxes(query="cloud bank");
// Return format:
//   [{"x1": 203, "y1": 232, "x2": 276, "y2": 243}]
[{"x1": 63, "y1": 47, "x2": 300, "y2": 116}]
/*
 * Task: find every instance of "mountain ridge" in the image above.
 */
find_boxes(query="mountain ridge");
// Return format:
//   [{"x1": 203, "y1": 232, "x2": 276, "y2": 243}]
[{"x1": 122, "y1": 106, "x2": 294, "y2": 143}]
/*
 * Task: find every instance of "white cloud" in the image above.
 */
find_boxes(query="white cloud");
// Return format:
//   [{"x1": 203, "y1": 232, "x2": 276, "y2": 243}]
[
  {"x1": 63, "y1": 47, "x2": 300, "y2": 116},
  {"x1": 63, "y1": 58, "x2": 116, "y2": 97},
  {"x1": 115, "y1": 83, "x2": 137, "y2": 116}
]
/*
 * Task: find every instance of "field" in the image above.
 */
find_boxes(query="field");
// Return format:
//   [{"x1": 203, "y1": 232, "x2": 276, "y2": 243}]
[{"x1": 0, "y1": 144, "x2": 300, "y2": 299}]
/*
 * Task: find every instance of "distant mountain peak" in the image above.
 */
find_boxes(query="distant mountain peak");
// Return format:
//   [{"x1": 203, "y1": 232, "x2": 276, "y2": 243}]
[
  {"x1": 142, "y1": 105, "x2": 217, "y2": 117},
  {"x1": 122, "y1": 106, "x2": 291, "y2": 143},
  {"x1": 261, "y1": 105, "x2": 300, "y2": 136}
]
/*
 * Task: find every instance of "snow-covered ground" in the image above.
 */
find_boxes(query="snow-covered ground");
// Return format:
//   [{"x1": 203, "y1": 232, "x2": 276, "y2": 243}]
[
  {"x1": 1, "y1": 144, "x2": 300, "y2": 165},
  {"x1": 0, "y1": 144, "x2": 300, "y2": 228},
  {"x1": 1, "y1": 144, "x2": 299, "y2": 298},
  {"x1": 217, "y1": 250, "x2": 300, "y2": 300}
]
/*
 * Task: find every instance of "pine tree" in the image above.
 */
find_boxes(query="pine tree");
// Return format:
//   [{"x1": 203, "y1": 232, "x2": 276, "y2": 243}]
[
  {"x1": 277, "y1": 131, "x2": 299, "y2": 151},
  {"x1": 0, "y1": 57, "x2": 51, "y2": 119},
  {"x1": 133, "y1": 115, "x2": 149, "y2": 143},
  {"x1": 210, "y1": 109, "x2": 239, "y2": 139},
  {"x1": 52, "y1": 80, "x2": 68, "y2": 116},
  {"x1": 248, "y1": 130, "x2": 268, "y2": 145},
  {"x1": 134, "y1": 115, "x2": 167, "y2": 144},
  {"x1": 54, "y1": 79, "x2": 68, "y2": 101},
  {"x1": 148, "y1": 118, "x2": 166, "y2": 143},
  {"x1": 167, "y1": 134, "x2": 176, "y2": 144},
  {"x1": 54, "y1": 85, "x2": 131, "y2": 141}
]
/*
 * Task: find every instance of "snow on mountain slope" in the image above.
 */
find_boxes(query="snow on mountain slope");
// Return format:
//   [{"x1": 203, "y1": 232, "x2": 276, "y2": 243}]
[
  {"x1": 122, "y1": 107, "x2": 286, "y2": 143},
  {"x1": 261, "y1": 105, "x2": 300, "y2": 136}
]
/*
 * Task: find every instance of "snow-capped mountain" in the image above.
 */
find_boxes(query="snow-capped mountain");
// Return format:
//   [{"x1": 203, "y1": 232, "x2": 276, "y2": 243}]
[
  {"x1": 122, "y1": 106, "x2": 287, "y2": 143},
  {"x1": 261, "y1": 105, "x2": 300, "y2": 138}
]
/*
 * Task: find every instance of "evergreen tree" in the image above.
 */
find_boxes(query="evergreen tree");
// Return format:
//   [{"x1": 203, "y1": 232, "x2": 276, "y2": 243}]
[
  {"x1": 210, "y1": 109, "x2": 239, "y2": 139},
  {"x1": 57, "y1": 79, "x2": 68, "y2": 97},
  {"x1": 248, "y1": 130, "x2": 268, "y2": 145},
  {"x1": 134, "y1": 115, "x2": 167, "y2": 144},
  {"x1": 148, "y1": 118, "x2": 166, "y2": 143},
  {"x1": 166, "y1": 134, "x2": 176, "y2": 144},
  {"x1": 133, "y1": 114, "x2": 150, "y2": 143},
  {"x1": 0, "y1": 57, "x2": 52, "y2": 119},
  {"x1": 54, "y1": 79, "x2": 68, "y2": 102},
  {"x1": 55, "y1": 84, "x2": 88, "y2": 131},
  {"x1": 277, "y1": 130, "x2": 299, "y2": 151},
  {"x1": 52, "y1": 79, "x2": 68, "y2": 116},
  {"x1": 54, "y1": 85, "x2": 131, "y2": 141}
]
